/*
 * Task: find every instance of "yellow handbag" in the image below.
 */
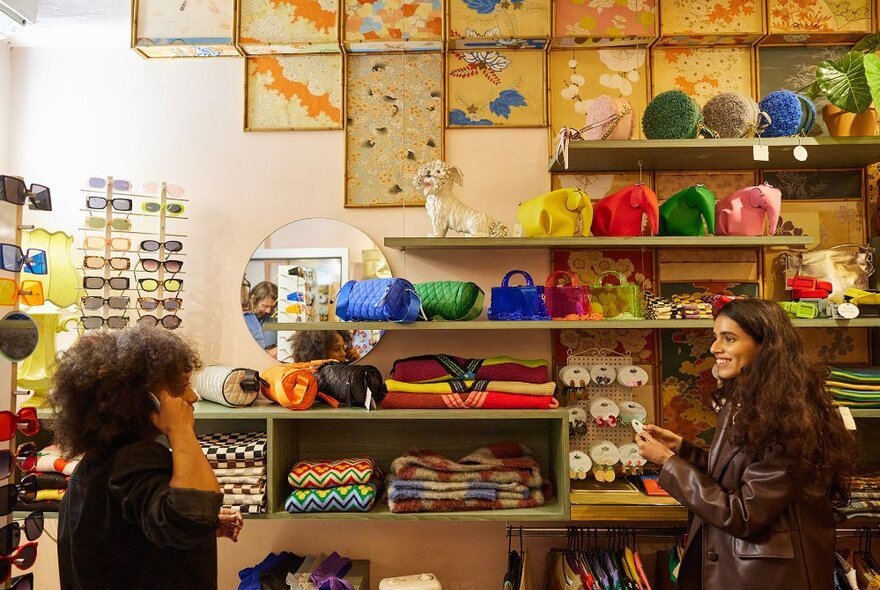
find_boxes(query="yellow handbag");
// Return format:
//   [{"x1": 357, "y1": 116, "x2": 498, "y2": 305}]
[{"x1": 518, "y1": 188, "x2": 593, "y2": 237}]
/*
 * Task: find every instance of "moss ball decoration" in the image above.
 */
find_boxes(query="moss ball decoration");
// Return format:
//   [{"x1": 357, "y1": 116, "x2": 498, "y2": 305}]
[
  {"x1": 759, "y1": 91, "x2": 808, "y2": 137},
  {"x1": 642, "y1": 90, "x2": 702, "y2": 139},
  {"x1": 702, "y1": 92, "x2": 760, "y2": 138}
]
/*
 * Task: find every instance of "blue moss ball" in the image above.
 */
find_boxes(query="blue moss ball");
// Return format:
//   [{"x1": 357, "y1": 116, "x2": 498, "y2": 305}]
[{"x1": 759, "y1": 91, "x2": 802, "y2": 137}]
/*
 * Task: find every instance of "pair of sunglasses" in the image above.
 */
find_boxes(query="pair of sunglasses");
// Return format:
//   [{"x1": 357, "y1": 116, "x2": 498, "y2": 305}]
[
  {"x1": 0, "y1": 409, "x2": 38, "y2": 442},
  {"x1": 83, "y1": 276, "x2": 129, "y2": 291},
  {"x1": 0, "y1": 245, "x2": 46, "y2": 275},
  {"x1": 0, "y1": 542, "x2": 37, "y2": 582},
  {"x1": 138, "y1": 278, "x2": 182, "y2": 293},
  {"x1": 8, "y1": 573, "x2": 33, "y2": 590},
  {"x1": 137, "y1": 315, "x2": 181, "y2": 330},
  {"x1": 138, "y1": 297, "x2": 181, "y2": 312},
  {"x1": 0, "y1": 512, "x2": 43, "y2": 557},
  {"x1": 140, "y1": 240, "x2": 182, "y2": 253},
  {"x1": 0, "y1": 280, "x2": 44, "y2": 307},
  {"x1": 0, "y1": 444, "x2": 37, "y2": 481},
  {"x1": 0, "y1": 477, "x2": 37, "y2": 517},
  {"x1": 88, "y1": 177, "x2": 130, "y2": 191},
  {"x1": 143, "y1": 182, "x2": 185, "y2": 198},
  {"x1": 141, "y1": 259, "x2": 182, "y2": 273},
  {"x1": 83, "y1": 236, "x2": 131, "y2": 251},
  {"x1": 142, "y1": 202, "x2": 185, "y2": 216},
  {"x1": 0, "y1": 176, "x2": 51, "y2": 211},
  {"x1": 86, "y1": 196, "x2": 132, "y2": 212},
  {"x1": 83, "y1": 256, "x2": 130, "y2": 271},
  {"x1": 82, "y1": 296, "x2": 129, "y2": 311},
  {"x1": 80, "y1": 316, "x2": 129, "y2": 330},
  {"x1": 85, "y1": 216, "x2": 131, "y2": 231}
]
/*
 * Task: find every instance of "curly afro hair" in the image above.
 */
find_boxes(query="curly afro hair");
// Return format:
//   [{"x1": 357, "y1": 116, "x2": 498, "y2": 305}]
[
  {"x1": 291, "y1": 330, "x2": 337, "y2": 363},
  {"x1": 49, "y1": 325, "x2": 202, "y2": 458}
]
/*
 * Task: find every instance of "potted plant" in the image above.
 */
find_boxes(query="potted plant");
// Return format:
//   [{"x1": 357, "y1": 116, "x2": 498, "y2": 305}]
[{"x1": 802, "y1": 33, "x2": 880, "y2": 136}]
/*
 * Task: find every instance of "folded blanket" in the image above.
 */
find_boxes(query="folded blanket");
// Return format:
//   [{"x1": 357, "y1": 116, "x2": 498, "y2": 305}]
[
  {"x1": 34, "y1": 445, "x2": 79, "y2": 475},
  {"x1": 222, "y1": 482, "x2": 266, "y2": 496},
  {"x1": 210, "y1": 459, "x2": 265, "y2": 470},
  {"x1": 829, "y1": 367, "x2": 880, "y2": 385},
  {"x1": 391, "y1": 443, "x2": 543, "y2": 488},
  {"x1": 829, "y1": 388, "x2": 880, "y2": 401},
  {"x1": 384, "y1": 379, "x2": 556, "y2": 396},
  {"x1": 15, "y1": 500, "x2": 60, "y2": 512},
  {"x1": 380, "y1": 391, "x2": 558, "y2": 410},
  {"x1": 390, "y1": 355, "x2": 549, "y2": 384},
  {"x1": 34, "y1": 472, "x2": 69, "y2": 490},
  {"x1": 225, "y1": 503, "x2": 265, "y2": 514},
  {"x1": 198, "y1": 431, "x2": 267, "y2": 462},
  {"x1": 285, "y1": 483, "x2": 381, "y2": 513},
  {"x1": 288, "y1": 458, "x2": 380, "y2": 489},
  {"x1": 217, "y1": 475, "x2": 267, "y2": 485},
  {"x1": 211, "y1": 466, "x2": 267, "y2": 477},
  {"x1": 826, "y1": 380, "x2": 880, "y2": 391},
  {"x1": 387, "y1": 477, "x2": 530, "y2": 502},
  {"x1": 390, "y1": 478, "x2": 531, "y2": 494},
  {"x1": 388, "y1": 487, "x2": 544, "y2": 513},
  {"x1": 35, "y1": 489, "x2": 66, "y2": 502},
  {"x1": 224, "y1": 492, "x2": 266, "y2": 506}
]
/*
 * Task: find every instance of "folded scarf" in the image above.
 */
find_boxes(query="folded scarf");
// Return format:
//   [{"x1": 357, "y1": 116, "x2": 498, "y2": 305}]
[
  {"x1": 15, "y1": 500, "x2": 59, "y2": 512},
  {"x1": 35, "y1": 489, "x2": 66, "y2": 502},
  {"x1": 380, "y1": 391, "x2": 558, "y2": 410},
  {"x1": 390, "y1": 478, "x2": 531, "y2": 494},
  {"x1": 222, "y1": 482, "x2": 266, "y2": 495},
  {"x1": 288, "y1": 458, "x2": 380, "y2": 489},
  {"x1": 829, "y1": 367, "x2": 880, "y2": 385},
  {"x1": 387, "y1": 477, "x2": 530, "y2": 501},
  {"x1": 225, "y1": 503, "x2": 265, "y2": 514},
  {"x1": 829, "y1": 388, "x2": 880, "y2": 401},
  {"x1": 223, "y1": 492, "x2": 266, "y2": 506},
  {"x1": 826, "y1": 380, "x2": 880, "y2": 391},
  {"x1": 388, "y1": 487, "x2": 544, "y2": 513},
  {"x1": 210, "y1": 459, "x2": 264, "y2": 470},
  {"x1": 211, "y1": 465, "x2": 267, "y2": 477},
  {"x1": 285, "y1": 483, "x2": 381, "y2": 514},
  {"x1": 198, "y1": 431, "x2": 267, "y2": 462},
  {"x1": 34, "y1": 472, "x2": 69, "y2": 490},
  {"x1": 217, "y1": 475, "x2": 267, "y2": 485},
  {"x1": 311, "y1": 552, "x2": 355, "y2": 590},
  {"x1": 390, "y1": 354, "x2": 549, "y2": 384},
  {"x1": 34, "y1": 445, "x2": 79, "y2": 475},
  {"x1": 384, "y1": 379, "x2": 556, "y2": 396},
  {"x1": 391, "y1": 443, "x2": 543, "y2": 487}
]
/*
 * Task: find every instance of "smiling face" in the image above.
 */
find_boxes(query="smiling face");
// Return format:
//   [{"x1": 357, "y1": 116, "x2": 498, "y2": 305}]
[{"x1": 710, "y1": 314, "x2": 761, "y2": 380}]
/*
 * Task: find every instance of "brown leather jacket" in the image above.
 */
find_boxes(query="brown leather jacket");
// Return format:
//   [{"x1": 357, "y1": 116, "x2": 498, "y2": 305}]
[{"x1": 659, "y1": 401, "x2": 836, "y2": 590}]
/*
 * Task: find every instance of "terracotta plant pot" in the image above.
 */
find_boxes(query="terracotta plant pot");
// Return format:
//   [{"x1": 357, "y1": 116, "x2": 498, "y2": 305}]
[
  {"x1": 822, "y1": 104, "x2": 856, "y2": 136},
  {"x1": 850, "y1": 104, "x2": 878, "y2": 136}
]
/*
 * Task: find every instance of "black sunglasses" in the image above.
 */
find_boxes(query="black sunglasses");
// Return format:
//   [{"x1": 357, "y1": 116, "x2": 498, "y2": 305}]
[
  {"x1": 9, "y1": 573, "x2": 33, "y2": 590},
  {"x1": 140, "y1": 240, "x2": 183, "y2": 253},
  {"x1": 86, "y1": 196, "x2": 132, "y2": 212},
  {"x1": 137, "y1": 315, "x2": 182, "y2": 330},
  {"x1": 140, "y1": 258, "x2": 183, "y2": 273},
  {"x1": 0, "y1": 476, "x2": 37, "y2": 517},
  {"x1": 0, "y1": 512, "x2": 43, "y2": 557},
  {"x1": 83, "y1": 276, "x2": 130, "y2": 290},
  {"x1": 0, "y1": 176, "x2": 51, "y2": 212}
]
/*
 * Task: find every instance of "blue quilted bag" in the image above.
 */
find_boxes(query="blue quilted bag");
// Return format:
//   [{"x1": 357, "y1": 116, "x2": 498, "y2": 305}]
[
  {"x1": 335, "y1": 278, "x2": 423, "y2": 323},
  {"x1": 488, "y1": 270, "x2": 550, "y2": 321}
]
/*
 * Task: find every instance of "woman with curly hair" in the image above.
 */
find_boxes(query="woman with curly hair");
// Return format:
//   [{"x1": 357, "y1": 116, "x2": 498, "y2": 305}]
[
  {"x1": 52, "y1": 326, "x2": 243, "y2": 590},
  {"x1": 291, "y1": 330, "x2": 358, "y2": 363},
  {"x1": 637, "y1": 298, "x2": 855, "y2": 590}
]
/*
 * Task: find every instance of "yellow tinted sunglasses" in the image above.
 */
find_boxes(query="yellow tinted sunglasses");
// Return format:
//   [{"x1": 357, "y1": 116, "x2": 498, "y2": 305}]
[
  {"x1": 138, "y1": 278, "x2": 182, "y2": 292},
  {"x1": 0, "y1": 279, "x2": 44, "y2": 306}
]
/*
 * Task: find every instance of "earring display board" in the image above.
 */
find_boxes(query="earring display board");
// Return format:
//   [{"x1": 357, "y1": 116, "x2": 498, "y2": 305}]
[
  {"x1": 656, "y1": 0, "x2": 764, "y2": 46},
  {"x1": 764, "y1": 0, "x2": 873, "y2": 44},
  {"x1": 245, "y1": 55, "x2": 344, "y2": 131},
  {"x1": 238, "y1": 0, "x2": 341, "y2": 55},
  {"x1": 446, "y1": 0, "x2": 550, "y2": 50},
  {"x1": 551, "y1": 0, "x2": 656, "y2": 48},
  {"x1": 132, "y1": 0, "x2": 240, "y2": 58},
  {"x1": 345, "y1": 52, "x2": 443, "y2": 207}
]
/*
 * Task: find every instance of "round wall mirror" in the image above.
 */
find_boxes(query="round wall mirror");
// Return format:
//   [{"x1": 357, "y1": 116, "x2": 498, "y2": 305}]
[
  {"x1": 242, "y1": 218, "x2": 392, "y2": 363},
  {"x1": 0, "y1": 311, "x2": 40, "y2": 362}
]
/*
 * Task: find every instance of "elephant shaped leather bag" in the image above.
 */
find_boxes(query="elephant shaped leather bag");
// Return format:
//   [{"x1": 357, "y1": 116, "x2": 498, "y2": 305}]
[
  {"x1": 659, "y1": 185, "x2": 716, "y2": 236},
  {"x1": 591, "y1": 184, "x2": 659, "y2": 237},
  {"x1": 518, "y1": 187, "x2": 593, "y2": 237},
  {"x1": 715, "y1": 183, "x2": 782, "y2": 236}
]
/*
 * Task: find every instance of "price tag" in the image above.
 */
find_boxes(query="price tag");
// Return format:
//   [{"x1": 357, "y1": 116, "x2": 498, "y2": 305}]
[
  {"x1": 753, "y1": 144, "x2": 769, "y2": 161},
  {"x1": 839, "y1": 406, "x2": 857, "y2": 431},
  {"x1": 837, "y1": 303, "x2": 860, "y2": 319},
  {"x1": 365, "y1": 386, "x2": 375, "y2": 411}
]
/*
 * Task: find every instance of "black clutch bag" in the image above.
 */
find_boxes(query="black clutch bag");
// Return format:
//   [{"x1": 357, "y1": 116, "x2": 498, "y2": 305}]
[{"x1": 315, "y1": 362, "x2": 387, "y2": 408}]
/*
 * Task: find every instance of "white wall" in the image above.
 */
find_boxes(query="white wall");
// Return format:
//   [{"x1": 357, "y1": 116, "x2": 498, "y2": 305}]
[
  {"x1": 0, "y1": 42, "x2": 10, "y2": 170},
  {"x1": 10, "y1": 46, "x2": 556, "y2": 589}
]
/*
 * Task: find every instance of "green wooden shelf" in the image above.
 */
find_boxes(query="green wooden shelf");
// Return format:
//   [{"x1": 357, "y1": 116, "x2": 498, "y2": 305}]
[
  {"x1": 850, "y1": 409, "x2": 880, "y2": 418},
  {"x1": 549, "y1": 137, "x2": 880, "y2": 172},
  {"x1": 383, "y1": 236, "x2": 816, "y2": 250},
  {"x1": 266, "y1": 318, "x2": 879, "y2": 331}
]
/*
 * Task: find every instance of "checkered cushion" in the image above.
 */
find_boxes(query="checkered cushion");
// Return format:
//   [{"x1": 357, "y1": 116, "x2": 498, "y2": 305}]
[{"x1": 198, "y1": 432, "x2": 267, "y2": 462}]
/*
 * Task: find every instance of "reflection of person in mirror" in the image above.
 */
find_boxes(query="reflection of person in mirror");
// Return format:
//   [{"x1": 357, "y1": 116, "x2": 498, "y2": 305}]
[
  {"x1": 243, "y1": 281, "x2": 278, "y2": 358},
  {"x1": 52, "y1": 326, "x2": 243, "y2": 589},
  {"x1": 292, "y1": 330, "x2": 360, "y2": 363}
]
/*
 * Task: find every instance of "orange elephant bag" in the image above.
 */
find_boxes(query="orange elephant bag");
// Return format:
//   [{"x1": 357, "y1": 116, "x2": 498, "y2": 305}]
[{"x1": 260, "y1": 361, "x2": 340, "y2": 411}]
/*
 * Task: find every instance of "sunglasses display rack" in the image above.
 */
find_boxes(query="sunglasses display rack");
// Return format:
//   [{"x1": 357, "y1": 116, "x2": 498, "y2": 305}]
[
  {"x1": 79, "y1": 176, "x2": 188, "y2": 332},
  {"x1": 562, "y1": 349, "x2": 654, "y2": 484}
]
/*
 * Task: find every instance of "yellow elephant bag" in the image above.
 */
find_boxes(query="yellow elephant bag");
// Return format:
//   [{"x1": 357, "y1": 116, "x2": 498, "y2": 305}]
[{"x1": 518, "y1": 188, "x2": 593, "y2": 237}]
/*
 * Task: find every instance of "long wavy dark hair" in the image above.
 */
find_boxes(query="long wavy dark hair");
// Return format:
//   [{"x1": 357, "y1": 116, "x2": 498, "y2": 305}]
[
  {"x1": 712, "y1": 298, "x2": 855, "y2": 507},
  {"x1": 49, "y1": 326, "x2": 201, "y2": 458}
]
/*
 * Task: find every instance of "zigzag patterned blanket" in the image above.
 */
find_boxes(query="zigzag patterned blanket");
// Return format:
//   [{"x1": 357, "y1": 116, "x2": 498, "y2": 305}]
[
  {"x1": 380, "y1": 391, "x2": 559, "y2": 410},
  {"x1": 384, "y1": 379, "x2": 556, "y2": 396},
  {"x1": 391, "y1": 443, "x2": 543, "y2": 488},
  {"x1": 390, "y1": 355, "x2": 549, "y2": 384},
  {"x1": 387, "y1": 476, "x2": 530, "y2": 501},
  {"x1": 284, "y1": 483, "x2": 381, "y2": 513},
  {"x1": 288, "y1": 458, "x2": 380, "y2": 489},
  {"x1": 388, "y1": 487, "x2": 544, "y2": 513}
]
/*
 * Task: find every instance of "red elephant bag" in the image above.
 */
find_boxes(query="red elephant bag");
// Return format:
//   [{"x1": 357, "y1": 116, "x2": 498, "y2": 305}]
[
  {"x1": 544, "y1": 271, "x2": 592, "y2": 320},
  {"x1": 591, "y1": 184, "x2": 659, "y2": 237}
]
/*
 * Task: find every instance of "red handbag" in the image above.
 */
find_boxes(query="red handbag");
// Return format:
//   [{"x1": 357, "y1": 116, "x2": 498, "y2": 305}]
[{"x1": 544, "y1": 271, "x2": 592, "y2": 320}]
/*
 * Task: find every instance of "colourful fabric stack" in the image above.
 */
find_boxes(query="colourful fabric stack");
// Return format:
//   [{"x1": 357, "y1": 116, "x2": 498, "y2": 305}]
[
  {"x1": 669, "y1": 294, "x2": 714, "y2": 319},
  {"x1": 284, "y1": 458, "x2": 382, "y2": 513},
  {"x1": 827, "y1": 366, "x2": 880, "y2": 408},
  {"x1": 839, "y1": 474, "x2": 880, "y2": 518},
  {"x1": 386, "y1": 442, "x2": 547, "y2": 513},
  {"x1": 15, "y1": 444, "x2": 77, "y2": 512},
  {"x1": 382, "y1": 354, "x2": 557, "y2": 410},
  {"x1": 199, "y1": 432, "x2": 267, "y2": 514},
  {"x1": 643, "y1": 292, "x2": 673, "y2": 320}
]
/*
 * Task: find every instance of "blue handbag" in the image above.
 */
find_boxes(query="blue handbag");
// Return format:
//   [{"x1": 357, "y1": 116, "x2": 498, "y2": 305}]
[
  {"x1": 487, "y1": 270, "x2": 550, "y2": 321},
  {"x1": 335, "y1": 278, "x2": 423, "y2": 323}
]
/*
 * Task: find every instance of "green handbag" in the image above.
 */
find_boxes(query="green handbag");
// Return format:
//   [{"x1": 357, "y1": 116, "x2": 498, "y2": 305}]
[
  {"x1": 414, "y1": 281, "x2": 485, "y2": 321},
  {"x1": 591, "y1": 271, "x2": 643, "y2": 319}
]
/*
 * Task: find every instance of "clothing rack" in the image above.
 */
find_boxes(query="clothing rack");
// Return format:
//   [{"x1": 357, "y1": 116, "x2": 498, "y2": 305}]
[{"x1": 506, "y1": 525, "x2": 880, "y2": 540}]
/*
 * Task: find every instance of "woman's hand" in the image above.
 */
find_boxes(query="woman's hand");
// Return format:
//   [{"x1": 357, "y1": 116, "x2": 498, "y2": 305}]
[
  {"x1": 217, "y1": 508, "x2": 244, "y2": 542},
  {"x1": 641, "y1": 424, "x2": 683, "y2": 453},
  {"x1": 149, "y1": 390, "x2": 195, "y2": 439},
  {"x1": 636, "y1": 431, "x2": 676, "y2": 466}
]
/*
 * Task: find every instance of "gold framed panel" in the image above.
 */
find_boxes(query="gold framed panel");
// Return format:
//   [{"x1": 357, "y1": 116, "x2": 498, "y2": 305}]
[
  {"x1": 132, "y1": 0, "x2": 241, "y2": 58},
  {"x1": 650, "y1": 46, "x2": 756, "y2": 104},
  {"x1": 237, "y1": 0, "x2": 341, "y2": 55},
  {"x1": 657, "y1": 0, "x2": 765, "y2": 46},
  {"x1": 764, "y1": 0, "x2": 872, "y2": 44},
  {"x1": 446, "y1": 0, "x2": 550, "y2": 48},
  {"x1": 551, "y1": 0, "x2": 657, "y2": 48}
]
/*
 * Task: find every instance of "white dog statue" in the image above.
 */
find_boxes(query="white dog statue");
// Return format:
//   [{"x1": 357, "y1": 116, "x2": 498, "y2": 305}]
[{"x1": 413, "y1": 160, "x2": 508, "y2": 238}]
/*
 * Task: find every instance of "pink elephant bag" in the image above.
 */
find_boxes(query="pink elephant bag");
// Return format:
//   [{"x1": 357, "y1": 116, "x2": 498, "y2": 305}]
[
  {"x1": 544, "y1": 271, "x2": 592, "y2": 320},
  {"x1": 715, "y1": 183, "x2": 782, "y2": 236}
]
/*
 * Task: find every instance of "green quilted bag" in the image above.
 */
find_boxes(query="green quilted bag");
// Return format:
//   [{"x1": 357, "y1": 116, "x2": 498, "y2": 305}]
[{"x1": 414, "y1": 281, "x2": 484, "y2": 321}]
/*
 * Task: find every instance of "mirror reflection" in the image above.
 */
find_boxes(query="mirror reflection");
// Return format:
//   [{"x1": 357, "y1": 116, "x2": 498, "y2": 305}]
[
  {"x1": 242, "y1": 218, "x2": 391, "y2": 363},
  {"x1": 0, "y1": 311, "x2": 39, "y2": 362}
]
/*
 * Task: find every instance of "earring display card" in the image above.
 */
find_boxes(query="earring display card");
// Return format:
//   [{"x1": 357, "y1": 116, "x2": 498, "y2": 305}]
[
  {"x1": 446, "y1": 49, "x2": 546, "y2": 128},
  {"x1": 651, "y1": 47, "x2": 754, "y2": 107},
  {"x1": 345, "y1": 53, "x2": 443, "y2": 207},
  {"x1": 132, "y1": 0, "x2": 238, "y2": 58},
  {"x1": 238, "y1": 0, "x2": 341, "y2": 55},
  {"x1": 245, "y1": 55, "x2": 343, "y2": 131}
]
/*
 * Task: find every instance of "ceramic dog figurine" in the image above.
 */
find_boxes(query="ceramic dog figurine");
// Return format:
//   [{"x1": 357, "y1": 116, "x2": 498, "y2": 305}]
[
  {"x1": 518, "y1": 187, "x2": 593, "y2": 237},
  {"x1": 413, "y1": 160, "x2": 507, "y2": 238}
]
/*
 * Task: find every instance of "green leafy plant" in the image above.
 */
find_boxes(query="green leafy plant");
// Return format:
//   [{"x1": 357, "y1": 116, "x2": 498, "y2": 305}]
[{"x1": 802, "y1": 33, "x2": 880, "y2": 114}]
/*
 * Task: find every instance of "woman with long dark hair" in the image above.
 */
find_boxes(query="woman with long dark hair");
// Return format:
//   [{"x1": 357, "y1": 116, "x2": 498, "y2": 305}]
[{"x1": 637, "y1": 298, "x2": 855, "y2": 590}]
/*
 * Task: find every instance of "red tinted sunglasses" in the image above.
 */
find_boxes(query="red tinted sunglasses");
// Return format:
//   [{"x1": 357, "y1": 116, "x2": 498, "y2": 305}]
[
  {"x1": 0, "y1": 409, "x2": 38, "y2": 442},
  {"x1": 0, "y1": 542, "x2": 37, "y2": 583}
]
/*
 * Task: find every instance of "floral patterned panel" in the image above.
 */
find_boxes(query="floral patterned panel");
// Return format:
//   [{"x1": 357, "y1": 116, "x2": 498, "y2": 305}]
[
  {"x1": 767, "y1": 0, "x2": 872, "y2": 35},
  {"x1": 135, "y1": 0, "x2": 237, "y2": 57},
  {"x1": 447, "y1": 0, "x2": 550, "y2": 45},
  {"x1": 245, "y1": 55, "x2": 343, "y2": 131},
  {"x1": 758, "y1": 46, "x2": 849, "y2": 136},
  {"x1": 801, "y1": 328, "x2": 872, "y2": 364},
  {"x1": 238, "y1": 0, "x2": 340, "y2": 54},
  {"x1": 549, "y1": 48, "x2": 649, "y2": 139},
  {"x1": 345, "y1": 53, "x2": 443, "y2": 207},
  {"x1": 658, "y1": 252, "x2": 760, "y2": 285},
  {"x1": 553, "y1": 248, "x2": 655, "y2": 313},
  {"x1": 552, "y1": 173, "x2": 645, "y2": 197},
  {"x1": 660, "y1": 328, "x2": 717, "y2": 448},
  {"x1": 654, "y1": 171, "x2": 756, "y2": 201},
  {"x1": 651, "y1": 47, "x2": 754, "y2": 105},
  {"x1": 659, "y1": 0, "x2": 763, "y2": 37},
  {"x1": 761, "y1": 170, "x2": 863, "y2": 200},
  {"x1": 553, "y1": 0, "x2": 656, "y2": 41},
  {"x1": 344, "y1": 0, "x2": 442, "y2": 46},
  {"x1": 447, "y1": 50, "x2": 546, "y2": 127}
]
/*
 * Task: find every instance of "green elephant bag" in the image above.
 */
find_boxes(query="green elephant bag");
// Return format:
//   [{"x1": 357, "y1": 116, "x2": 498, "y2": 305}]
[{"x1": 414, "y1": 281, "x2": 485, "y2": 321}]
